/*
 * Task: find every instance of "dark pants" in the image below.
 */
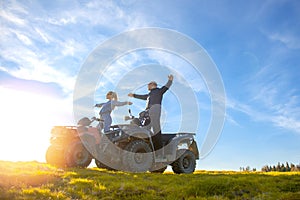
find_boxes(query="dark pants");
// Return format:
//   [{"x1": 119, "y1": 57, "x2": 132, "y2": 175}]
[{"x1": 149, "y1": 105, "x2": 163, "y2": 151}]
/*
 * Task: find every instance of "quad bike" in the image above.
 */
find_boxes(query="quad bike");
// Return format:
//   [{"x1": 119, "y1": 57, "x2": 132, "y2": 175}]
[{"x1": 46, "y1": 109, "x2": 199, "y2": 174}]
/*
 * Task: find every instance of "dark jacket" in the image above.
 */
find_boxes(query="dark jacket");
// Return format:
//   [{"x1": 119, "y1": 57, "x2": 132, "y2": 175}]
[{"x1": 133, "y1": 80, "x2": 172, "y2": 109}]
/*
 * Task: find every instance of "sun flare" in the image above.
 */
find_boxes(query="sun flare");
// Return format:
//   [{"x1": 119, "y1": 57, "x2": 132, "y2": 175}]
[{"x1": 0, "y1": 87, "x2": 74, "y2": 162}]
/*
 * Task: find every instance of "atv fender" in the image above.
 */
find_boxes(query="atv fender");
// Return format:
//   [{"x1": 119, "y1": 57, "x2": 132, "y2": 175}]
[
  {"x1": 165, "y1": 134, "x2": 198, "y2": 162},
  {"x1": 119, "y1": 124, "x2": 152, "y2": 139},
  {"x1": 189, "y1": 140, "x2": 199, "y2": 160}
]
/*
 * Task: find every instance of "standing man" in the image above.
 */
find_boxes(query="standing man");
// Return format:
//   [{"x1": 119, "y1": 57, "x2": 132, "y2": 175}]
[{"x1": 128, "y1": 74, "x2": 174, "y2": 153}]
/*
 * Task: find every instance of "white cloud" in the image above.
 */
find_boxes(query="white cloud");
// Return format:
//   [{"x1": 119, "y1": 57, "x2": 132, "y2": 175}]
[
  {"x1": 1, "y1": 41, "x2": 76, "y2": 94},
  {"x1": 48, "y1": 15, "x2": 77, "y2": 26},
  {"x1": 34, "y1": 28, "x2": 50, "y2": 43},
  {"x1": 43, "y1": 0, "x2": 147, "y2": 30},
  {"x1": 1, "y1": 0, "x2": 152, "y2": 98},
  {"x1": 227, "y1": 63, "x2": 300, "y2": 134},
  {"x1": 14, "y1": 30, "x2": 33, "y2": 45},
  {"x1": 269, "y1": 32, "x2": 300, "y2": 50},
  {"x1": 272, "y1": 115, "x2": 300, "y2": 133},
  {"x1": 256, "y1": 1, "x2": 300, "y2": 50},
  {"x1": 61, "y1": 39, "x2": 87, "y2": 56},
  {"x1": 0, "y1": 9, "x2": 27, "y2": 26}
]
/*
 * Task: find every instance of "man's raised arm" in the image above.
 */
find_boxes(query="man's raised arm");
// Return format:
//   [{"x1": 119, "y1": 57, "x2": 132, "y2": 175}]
[
  {"x1": 165, "y1": 74, "x2": 173, "y2": 88},
  {"x1": 161, "y1": 74, "x2": 173, "y2": 94}
]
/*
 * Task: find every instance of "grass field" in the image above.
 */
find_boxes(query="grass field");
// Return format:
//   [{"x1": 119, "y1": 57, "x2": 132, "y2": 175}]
[{"x1": 0, "y1": 161, "x2": 300, "y2": 200}]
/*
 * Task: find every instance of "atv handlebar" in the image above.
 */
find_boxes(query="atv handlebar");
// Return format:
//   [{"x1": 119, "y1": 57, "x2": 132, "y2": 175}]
[{"x1": 91, "y1": 117, "x2": 104, "y2": 122}]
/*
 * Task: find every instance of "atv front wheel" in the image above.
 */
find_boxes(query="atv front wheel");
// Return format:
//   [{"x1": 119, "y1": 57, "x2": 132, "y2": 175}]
[
  {"x1": 65, "y1": 141, "x2": 92, "y2": 168},
  {"x1": 122, "y1": 140, "x2": 153, "y2": 172},
  {"x1": 172, "y1": 150, "x2": 196, "y2": 174}
]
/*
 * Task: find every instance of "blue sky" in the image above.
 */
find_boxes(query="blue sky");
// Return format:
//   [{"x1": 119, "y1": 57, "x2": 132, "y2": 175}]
[{"x1": 0, "y1": 0, "x2": 300, "y2": 170}]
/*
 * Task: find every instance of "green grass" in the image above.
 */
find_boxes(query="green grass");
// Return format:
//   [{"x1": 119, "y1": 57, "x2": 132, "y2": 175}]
[{"x1": 0, "y1": 161, "x2": 300, "y2": 199}]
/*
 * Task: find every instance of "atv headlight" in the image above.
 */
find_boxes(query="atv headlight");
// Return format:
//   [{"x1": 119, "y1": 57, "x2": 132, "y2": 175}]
[{"x1": 178, "y1": 142, "x2": 188, "y2": 150}]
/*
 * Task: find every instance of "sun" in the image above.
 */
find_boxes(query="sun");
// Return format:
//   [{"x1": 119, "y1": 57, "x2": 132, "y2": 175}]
[{"x1": 0, "y1": 87, "x2": 74, "y2": 162}]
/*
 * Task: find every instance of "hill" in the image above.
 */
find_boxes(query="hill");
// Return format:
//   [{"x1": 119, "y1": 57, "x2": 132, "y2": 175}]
[{"x1": 0, "y1": 161, "x2": 299, "y2": 199}]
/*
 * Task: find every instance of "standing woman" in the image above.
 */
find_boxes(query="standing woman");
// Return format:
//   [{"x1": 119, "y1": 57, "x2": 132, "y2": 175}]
[{"x1": 95, "y1": 91, "x2": 132, "y2": 133}]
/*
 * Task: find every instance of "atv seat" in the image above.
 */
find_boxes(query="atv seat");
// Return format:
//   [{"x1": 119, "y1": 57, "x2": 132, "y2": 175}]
[{"x1": 161, "y1": 134, "x2": 176, "y2": 146}]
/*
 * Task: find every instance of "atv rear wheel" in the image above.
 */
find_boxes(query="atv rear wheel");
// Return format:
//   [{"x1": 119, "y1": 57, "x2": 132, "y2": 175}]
[
  {"x1": 65, "y1": 140, "x2": 92, "y2": 168},
  {"x1": 45, "y1": 145, "x2": 66, "y2": 167},
  {"x1": 122, "y1": 140, "x2": 153, "y2": 172},
  {"x1": 172, "y1": 150, "x2": 196, "y2": 174}
]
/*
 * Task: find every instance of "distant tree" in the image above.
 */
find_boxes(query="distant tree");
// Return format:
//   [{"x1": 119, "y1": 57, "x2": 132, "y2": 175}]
[
  {"x1": 292, "y1": 163, "x2": 300, "y2": 171},
  {"x1": 291, "y1": 163, "x2": 295, "y2": 171},
  {"x1": 281, "y1": 163, "x2": 286, "y2": 172},
  {"x1": 276, "y1": 162, "x2": 281, "y2": 171},
  {"x1": 241, "y1": 166, "x2": 255, "y2": 172},
  {"x1": 297, "y1": 164, "x2": 300, "y2": 171},
  {"x1": 286, "y1": 162, "x2": 291, "y2": 172},
  {"x1": 261, "y1": 162, "x2": 300, "y2": 172},
  {"x1": 261, "y1": 165, "x2": 269, "y2": 172}
]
